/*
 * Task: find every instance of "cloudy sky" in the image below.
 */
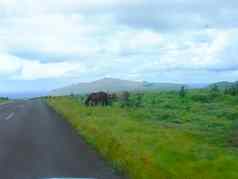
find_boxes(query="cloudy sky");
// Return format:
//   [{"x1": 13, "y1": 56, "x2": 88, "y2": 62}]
[{"x1": 0, "y1": 0, "x2": 238, "y2": 93}]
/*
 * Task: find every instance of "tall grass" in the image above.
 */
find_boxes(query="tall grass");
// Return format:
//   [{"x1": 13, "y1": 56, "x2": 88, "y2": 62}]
[{"x1": 47, "y1": 90, "x2": 238, "y2": 179}]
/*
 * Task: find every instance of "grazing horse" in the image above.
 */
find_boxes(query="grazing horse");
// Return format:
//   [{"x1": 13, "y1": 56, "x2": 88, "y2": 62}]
[{"x1": 85, "y1": 92, "x2": 109, "y2": 106}]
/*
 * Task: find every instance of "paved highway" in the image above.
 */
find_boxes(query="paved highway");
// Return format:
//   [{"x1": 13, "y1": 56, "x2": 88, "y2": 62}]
[{"x1": 0, "y1": 100, "x2": 124, "y2": 179}]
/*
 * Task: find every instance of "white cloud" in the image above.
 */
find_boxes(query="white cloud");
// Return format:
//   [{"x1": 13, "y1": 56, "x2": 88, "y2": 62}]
[
  {"x1": 18, "y1": 60, "x2": 82, "y2": 80},
  {"x1": 0, "y1": 0, "x2": 237, "y2": 88},
  {"x1": 0, "y1": 54, "x2": 20, "y2": 75},
  {"x1": 0, "y1": 53, "x2": 82, "y2": 80}
]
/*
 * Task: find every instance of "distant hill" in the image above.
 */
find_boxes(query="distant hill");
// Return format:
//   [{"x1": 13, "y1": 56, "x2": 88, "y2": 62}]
[
  {"x1": 49, "y1": 78, "x2": 185, "y2": 96},
  {"x1": 208, "y1": 81, "x2": 237, "y2": 90}
]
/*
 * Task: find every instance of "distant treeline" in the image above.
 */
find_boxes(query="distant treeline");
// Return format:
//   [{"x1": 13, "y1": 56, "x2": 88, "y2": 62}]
[{"x1": 0, "y1": 97, "x2": 9, "y2": 101}]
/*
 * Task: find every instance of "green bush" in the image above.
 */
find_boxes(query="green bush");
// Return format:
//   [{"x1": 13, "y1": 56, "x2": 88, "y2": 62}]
[{"x1": 189, "y1": 93, "x2": 212, "y2": 103}]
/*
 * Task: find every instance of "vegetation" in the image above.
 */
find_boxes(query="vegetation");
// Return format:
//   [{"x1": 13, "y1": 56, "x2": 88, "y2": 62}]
[
  {"x1": 224, "y1": 82, "x2": 238, "y2": 96},
  {"x1": 47, "y1": 89, "x2": 238, "y2": 179},
  {"x1": 179, "y1": 86, "x2": 186, "y2": 98},
  {"x1": 0, "y1": 97, "x2": 9, "y2": 103}
]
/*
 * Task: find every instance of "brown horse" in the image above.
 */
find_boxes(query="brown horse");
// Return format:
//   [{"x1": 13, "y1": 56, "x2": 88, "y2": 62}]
[{"x1": 85, "y1": 92, "x2": 109, "y2": 106}]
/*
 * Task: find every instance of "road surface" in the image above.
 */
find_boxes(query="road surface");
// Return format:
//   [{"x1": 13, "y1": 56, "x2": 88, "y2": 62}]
[{"x1": 0, "y1": 100, "x2": 125, "y2": 179}]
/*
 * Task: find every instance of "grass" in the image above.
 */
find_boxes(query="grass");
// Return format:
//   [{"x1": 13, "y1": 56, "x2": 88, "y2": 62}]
[{"x1": 47, "y1": 90, "x2": 238, "y2": 179}]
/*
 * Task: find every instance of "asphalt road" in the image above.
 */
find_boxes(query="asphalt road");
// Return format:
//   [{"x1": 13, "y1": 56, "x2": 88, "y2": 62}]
[{"x1": 0, "y1": 100, "x2": 125, "y2": 179}]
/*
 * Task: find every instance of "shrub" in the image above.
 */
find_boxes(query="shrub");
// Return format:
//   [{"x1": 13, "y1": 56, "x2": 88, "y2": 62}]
[
  {"x1": 179, "y1": 86, "x2": 186, "y2": 98},
  {"x1": 189, "y1": 93, "x2": 211, "y2": 103},
  {"x1": 120, "y1": 91, "x2": 130, "y2": 107},
  {"x1": 210, "y1": 84, "x2": 220, "y2": 97},
  {"x1": 130, "y1": 93, "x2": 144, "y2": 107},
  {"x1": 224, "y1": 82, "x2": 238, "y2": 96}
]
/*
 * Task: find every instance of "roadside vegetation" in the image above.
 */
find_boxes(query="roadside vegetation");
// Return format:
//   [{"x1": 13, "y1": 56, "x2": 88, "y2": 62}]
[
  {"x1": 47, "y1": 87, "x2": 238, "y2": 179},
  {"x1": 0, "y1": 97, "x2": 9, "y2": 104}
]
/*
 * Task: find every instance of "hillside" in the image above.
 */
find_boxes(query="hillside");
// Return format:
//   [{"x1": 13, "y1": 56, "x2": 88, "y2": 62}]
[
  {"x1": 209, "y1": 81, "x2": 237, "y2": 90},
  {"x1": 50, "y1": 78, "x2": 185, "y2": 96}
]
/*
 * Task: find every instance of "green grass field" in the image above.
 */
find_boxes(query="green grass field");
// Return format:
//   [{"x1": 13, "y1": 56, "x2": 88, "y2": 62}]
[{"x1": 47, "y1": 90, "x2": 238, "y2": 179}]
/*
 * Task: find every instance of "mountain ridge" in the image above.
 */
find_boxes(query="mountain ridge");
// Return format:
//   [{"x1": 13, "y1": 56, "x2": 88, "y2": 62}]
[
  {"x1": 49, "y1": 77, "x2": 186, "y2": 96},
  {"x1": 208, "y1": 81, "x2": 238, "y2": 89},
  {"x1": 49, "y1": 78, "x2": 237, "y2": 96}
]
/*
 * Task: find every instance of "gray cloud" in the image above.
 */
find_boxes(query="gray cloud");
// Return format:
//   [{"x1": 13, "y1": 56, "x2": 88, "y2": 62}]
[
  {"x1": 113, "y1": 1, "x2": 238, "y2": 31},
  {"x1": 8, "y1": 48, "x2": 82, "y2": 63}
]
